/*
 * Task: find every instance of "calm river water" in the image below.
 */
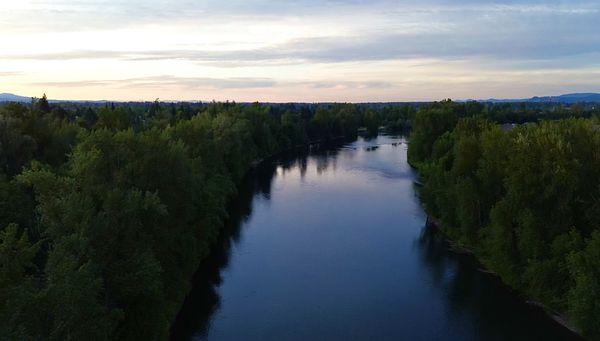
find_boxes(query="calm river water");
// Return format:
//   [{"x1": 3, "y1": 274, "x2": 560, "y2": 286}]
[{"x1": 171, "y1": 135, "x2": 579, "y2": 341}]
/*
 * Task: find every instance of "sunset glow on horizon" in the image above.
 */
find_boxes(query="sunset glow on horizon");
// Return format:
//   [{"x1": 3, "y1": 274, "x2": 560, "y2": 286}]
[{"x1": 2, "y1": 0, "x2": 600, "y2": 102}]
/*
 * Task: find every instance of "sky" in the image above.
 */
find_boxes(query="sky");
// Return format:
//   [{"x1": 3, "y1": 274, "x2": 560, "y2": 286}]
[{"x1": 1, "y1": 0, "x2": 599, "y2": 102}]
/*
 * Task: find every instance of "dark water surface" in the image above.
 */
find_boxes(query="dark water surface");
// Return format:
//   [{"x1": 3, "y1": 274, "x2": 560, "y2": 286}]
[{"x1": 171, "y1": 135, "x2": 579, "y2": 341}]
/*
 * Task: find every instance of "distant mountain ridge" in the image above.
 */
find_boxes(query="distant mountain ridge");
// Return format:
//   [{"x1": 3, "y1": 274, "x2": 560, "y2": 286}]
[
  {"x1": 483, "y1": 93, "x2": 600, "y2": 104},
  {"x1": 528, "y1": 93, "x2": 600, "y2": 103},
  {"x1": 0, "y1": 93, "x2": 33, "y2": 102},
  {"x1": 0, "y1": 93, "x2": 109, "y2": 104}
]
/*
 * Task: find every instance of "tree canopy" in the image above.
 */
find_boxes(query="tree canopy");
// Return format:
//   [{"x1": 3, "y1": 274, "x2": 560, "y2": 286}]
[
  {"x1": 0, "y1": 96, "x2": 597, "y2": 339},
  {"x1": 410, "y1": 101, "x2": 600, "y2": 337}
]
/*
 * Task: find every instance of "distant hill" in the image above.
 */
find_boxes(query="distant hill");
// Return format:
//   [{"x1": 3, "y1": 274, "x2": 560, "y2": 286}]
[
  {"x1": 528, "y1": 93, "x2": 600, "y2": 103},
  {"x1": 0, "y1": 93, "x2": 32, "y2": 102},
  {"x1": 483, "y1": 93, "x2": 600, "y2": 104},
  {"x1": 0, "y1": 93, "x2": 111, "y2": 104}
]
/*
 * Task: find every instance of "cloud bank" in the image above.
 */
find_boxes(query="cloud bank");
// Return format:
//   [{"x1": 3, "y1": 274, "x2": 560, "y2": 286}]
[{"x1": 1, "y1": 0, "x2": 599, "y2": 101}]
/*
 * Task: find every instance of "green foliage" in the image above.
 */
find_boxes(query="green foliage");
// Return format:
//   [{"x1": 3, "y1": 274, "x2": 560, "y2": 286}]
[
  {"x1": 0, "y1": 97, "x2": 377, "y2": 339},
  {"x1": 568, "y1": 231, "x2": 600, "y2": 338},
  {"x1": 0, "y1": 223, "x2": 44, "y2": 340},
  {"x1": 0, "y1": 112, "x2": 36, "y2": 176},
  {"x1": 363, "y1": 109, "x2": 380, "y2": 136},
  {"x1": 408, "y1": 100, "x2": 459, "y2": 164},
  {"x1": 95, "y1": 106, "x2": 137, "y2": 131},
  {"x1": 1, "y1": 95, "x2": 596, "y2": 338},
  {"x1": 411, "y1": 107, "x2": 600, "y2": 336}
]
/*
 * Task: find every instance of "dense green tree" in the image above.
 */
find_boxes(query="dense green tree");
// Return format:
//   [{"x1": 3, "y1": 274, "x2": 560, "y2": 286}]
[
  {"x1": 408, "y1": 100, "x2": 458, "y2": 164},
  {"x1": 363, "y1": 109, "x2": 380, "y2": 136},
  {"x1": 35, "y1": 94, "x2": 51, "y2": 114},
  {"x1": 0, "y1": 224, "x2": 43, "y2": 339},
  {"x1": 1, "y1": 97, "x2": 380, "y2": 338},
  {"x1": 411, "y1": 111, "x2": 600, "y2": 336},
  {"x1": 568, "y1": 231, "x2": 600, "y2": 338},
  {"x1": 0, "y1": 115, "x2": 36, "y2": 176},
  {"x1": 1, "y1": 95, "x2": 597, "y2": 339}
]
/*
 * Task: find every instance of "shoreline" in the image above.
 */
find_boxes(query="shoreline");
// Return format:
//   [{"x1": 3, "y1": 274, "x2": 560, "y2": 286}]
[
  {"x1": 169, "y1": 134, "x2": 355, "y2": 333},
  {"x1": 425, "y1": 214, "x2": 583, "y2": 338}
]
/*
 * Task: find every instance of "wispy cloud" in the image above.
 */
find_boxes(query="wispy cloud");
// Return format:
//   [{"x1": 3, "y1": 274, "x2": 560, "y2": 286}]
[
  {"x1": 31, "y1": 75, "x2": 392, "y2": 91},
  {"x1": 31, "y1": 76, "x2": 276, "y2": 90},
  {"x1": 4, "y1": 1, "x2": 600, "y2": 66},
  {"x1": 3, "y1": 0, "x2": 600, "y2": 101},
  {"x1": 7, "y1": 26, "x2": 600, "y2": 67}
]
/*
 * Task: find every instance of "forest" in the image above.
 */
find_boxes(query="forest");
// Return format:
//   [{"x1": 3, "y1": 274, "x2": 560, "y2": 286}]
[
  {"x1": 0, "y1": 95, "x2": 598, "y2": 339},
  {"x1": 0, "y1": 95, "x2": 413, "y2": 340},
  {"x1": 409, "y1": 100, "x2": 600, "y2": 338}
]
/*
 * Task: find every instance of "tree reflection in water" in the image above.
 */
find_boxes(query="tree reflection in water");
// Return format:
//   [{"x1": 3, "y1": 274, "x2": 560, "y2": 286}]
[
  {"x1": 171, "y1": 137, "x2": 581, "y2": 341},
  {"x1": 170, "y1": 147, "x2": 341, "y2": 340},
  {"x1": 415, "y1": 227, "x2": 581, "y2": 341}
]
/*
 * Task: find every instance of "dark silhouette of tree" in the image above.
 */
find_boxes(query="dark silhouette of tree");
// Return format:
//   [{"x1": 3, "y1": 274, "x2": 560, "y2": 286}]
[{"x1": 36, "y1": 94, "x2": 51, "y2": 113}]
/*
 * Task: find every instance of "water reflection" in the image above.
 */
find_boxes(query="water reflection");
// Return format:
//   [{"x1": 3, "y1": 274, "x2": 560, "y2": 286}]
[
  {"x1": 415, "y1": 227, "x2": 581, "y2": 341},
  {"x1": 170, "y1": 146, "x2": 345, "y2": 340},
  {"x1": 171, "y1": 136, "x2": 580, "y2": 341}
]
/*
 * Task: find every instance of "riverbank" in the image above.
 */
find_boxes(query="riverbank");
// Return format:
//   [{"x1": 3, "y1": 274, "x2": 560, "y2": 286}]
[
  {"x1": 400, "y1": 134, "x2": 581, "y2": 338},
  {"x1": 419, "y1": 162, "x2": 581, "y2": 336},
  {"x1": 407, "y1": 113, "x2": 599, "y2": 338},
  {"x1": 423, "y1": 213, "x2": 583, "y2": 338},
  {"x1": 250, "y1": 135, "x2": 349, "y2": 168},
  {"x1": 172, "y1": 135, "x2": 579, "y2": 340},
  {"x1": 169, "y1": 134, "x2": 354, "y2": 333}
]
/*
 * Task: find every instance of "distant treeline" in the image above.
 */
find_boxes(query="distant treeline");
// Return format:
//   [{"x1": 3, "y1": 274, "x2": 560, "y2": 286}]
[{"x1": 409, "y1": 100, "x2": 600, "y2": 338}]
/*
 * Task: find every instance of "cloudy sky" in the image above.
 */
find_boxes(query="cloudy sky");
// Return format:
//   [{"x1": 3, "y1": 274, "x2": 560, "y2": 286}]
[{"x1": 1, "y1": 0, "x2": 599, "y2": 102}]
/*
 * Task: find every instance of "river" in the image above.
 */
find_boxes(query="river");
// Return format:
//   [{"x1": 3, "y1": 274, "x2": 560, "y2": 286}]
[{"x1": 170, "y1": 135, "x2": 580, "y2": 341}]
